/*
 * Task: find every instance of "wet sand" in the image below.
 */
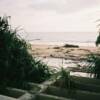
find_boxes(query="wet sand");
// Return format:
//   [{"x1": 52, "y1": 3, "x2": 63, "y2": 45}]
[
  {"x1": 31, "y1": 44, "x2": 99, "y2": 60},
  {"x1": 30, "y1": 44, "x2": 100, "y2": 77}
]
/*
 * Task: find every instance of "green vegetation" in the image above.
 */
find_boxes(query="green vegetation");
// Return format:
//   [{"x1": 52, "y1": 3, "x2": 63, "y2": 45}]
[
  {"x1": 0, "y1": 16, "x2": 51, "y2": 90},
  {"x1": 53, "y1": 68, "x2": 71, "y2": 89},
  {"x1": 96, "y1": 33, "x2": 100, "y2": 46},
  {"x1": 60, "y1": 68, "x2": 70, "y2": 88},
  {"x1": 87, "y1": 54, "x2": 100, "y2": 79}
]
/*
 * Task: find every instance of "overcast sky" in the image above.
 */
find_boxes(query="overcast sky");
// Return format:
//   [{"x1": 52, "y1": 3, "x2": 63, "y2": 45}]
[{"x1": 0, "y1": 0, "x2": 100, "y2": 32}]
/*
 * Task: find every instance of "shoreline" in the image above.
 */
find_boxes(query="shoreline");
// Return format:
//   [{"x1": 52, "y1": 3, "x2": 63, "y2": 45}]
[
  {"x1": 30, "y1": 43, "x2": 99, "y2": 59},
  {"x1": 30, "y1": 43, "x2": 100, "y2": 77},
  {"x1": 29, "y1": 40, "x2": 96, "y2": 47}
]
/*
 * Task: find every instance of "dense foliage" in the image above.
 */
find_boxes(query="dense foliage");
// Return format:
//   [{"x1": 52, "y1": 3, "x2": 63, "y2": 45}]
[
  {"x1": 0, "y1": 16, "x2": 51, "y2": 90},
  {"x1": 96, "y1": 33, "x2": 100, "y2": 46},
  {"x1": 60, "y1": 68, "x2": 70, "y2": 88},
  {"x1": 87, "y1": 54, "x2": 100, "y2": 79}
]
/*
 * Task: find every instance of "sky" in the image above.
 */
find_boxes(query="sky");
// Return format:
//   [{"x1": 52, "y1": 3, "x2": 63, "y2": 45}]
[{"x1": 0, "y1": 0, "x2": 100, "y2": 32}]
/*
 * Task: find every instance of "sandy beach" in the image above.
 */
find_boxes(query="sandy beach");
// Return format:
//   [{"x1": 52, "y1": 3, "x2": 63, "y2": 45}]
[
  {"x1": 31, "y1": 44, "x2": 99, "y2": 60},
  {"x1": 30, "y1": 44, "x2": 100, "y2": 77}
]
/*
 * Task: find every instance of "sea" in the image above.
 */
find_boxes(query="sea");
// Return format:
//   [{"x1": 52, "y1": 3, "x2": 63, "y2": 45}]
[{"x1": 20, "y1": 32, "x2": 98, "y2": 47}]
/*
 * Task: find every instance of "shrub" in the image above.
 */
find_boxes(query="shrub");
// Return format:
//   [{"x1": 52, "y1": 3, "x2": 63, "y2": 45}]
[
  {"x1": 87, "y1": 54, "x2": 100, "y2": 79},
  {"x1": 54, "y1": 68, "x2": 71, "y2": 89},
  {"x1": 96, "y1": 34, "x2": 100, "y2": 46},
  {"x1": 0, "y1": 16, "x2": 51, "y2": 90},
  {"x1": 26, "y1": 59, "x2": 51, "y2": 83}
]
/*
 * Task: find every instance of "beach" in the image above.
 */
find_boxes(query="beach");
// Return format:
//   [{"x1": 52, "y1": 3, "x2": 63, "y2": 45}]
[
  {"x1": 30, "y1": 43, "x2": 100, "y2": 77},
  {"x1": 30, "y1": 44, "x2": 99, "y2": 66},
  {"x1": 31, "y1": 44, "x2": 98, "y2": 57}
]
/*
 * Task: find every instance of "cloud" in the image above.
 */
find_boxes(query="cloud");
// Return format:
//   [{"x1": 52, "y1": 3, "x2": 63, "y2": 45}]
[
  {"x1": 0, "y1": 0, "x2": 33, "y2": 14},
  {"x1": 0, "y1": 0, "x2": 100, "y2": 32},
  {"x1": 0, "y1": 0, "x2": 100, "y2": 15},
  {"x1": 30, "y1": 0, "x2": 100, "y2": 13}
]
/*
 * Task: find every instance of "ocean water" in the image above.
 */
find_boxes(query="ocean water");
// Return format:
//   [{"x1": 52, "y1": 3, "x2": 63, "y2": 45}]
[{"x1": 20, "y1": 32, "x2": 98, "y2": 47}]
